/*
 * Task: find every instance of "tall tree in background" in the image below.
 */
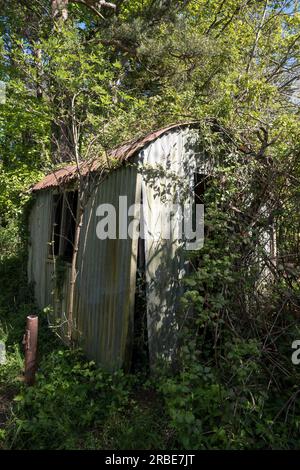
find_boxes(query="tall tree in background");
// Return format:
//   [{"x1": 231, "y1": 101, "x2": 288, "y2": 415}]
[{"x1": 1, "y1": 0, "x2": 300, "y2": 216}]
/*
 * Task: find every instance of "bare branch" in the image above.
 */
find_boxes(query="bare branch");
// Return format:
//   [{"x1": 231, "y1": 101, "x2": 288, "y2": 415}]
[
  {"x1": 97, "y1": 0, "x2": 116, "y2": 9},
  {"x1": 70, "y1": 0, "x2": 116, "y2": 18},
  {"x1": 246, "y1": 0, "x2": 269, "y2": 74}
]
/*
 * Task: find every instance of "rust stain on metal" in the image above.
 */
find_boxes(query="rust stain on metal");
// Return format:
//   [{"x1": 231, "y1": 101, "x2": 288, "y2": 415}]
[
  {"x1": 23, "y1": 315, "x2": 38, "y2": 386},
  {"x1": 32, "y1": 165, "x2": 77, "y2": 191},
  {"x1": 31, "y1": 122, "x2": 199, "y2": 192}
]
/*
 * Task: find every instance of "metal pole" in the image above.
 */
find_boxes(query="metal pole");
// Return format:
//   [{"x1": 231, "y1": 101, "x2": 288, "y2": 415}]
[{"x1": 23, "y1": 315, "x2": 38, "y2": 385}]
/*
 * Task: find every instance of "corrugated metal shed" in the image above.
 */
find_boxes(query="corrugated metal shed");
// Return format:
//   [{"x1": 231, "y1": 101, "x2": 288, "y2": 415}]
[{"x1": 28, "y1": 122, "x2": 204, "y2": 370}]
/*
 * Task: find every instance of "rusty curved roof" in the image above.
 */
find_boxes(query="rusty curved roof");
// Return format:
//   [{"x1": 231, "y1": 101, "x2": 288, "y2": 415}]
[{"x1": 31, "y1": 121, "x2": 199, "y2": 192}]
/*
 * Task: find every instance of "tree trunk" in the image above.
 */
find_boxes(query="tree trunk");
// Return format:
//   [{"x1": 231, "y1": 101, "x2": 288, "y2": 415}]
[
  {"x1": 50, "y1": 0, "x2": 73, "y2": 163},
  {"x1": 67, "y1": 195, "x2": 84, "y2": 342}
]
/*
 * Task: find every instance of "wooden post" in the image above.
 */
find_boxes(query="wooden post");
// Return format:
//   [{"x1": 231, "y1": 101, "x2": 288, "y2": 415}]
[{"x1": 23, "y1": 315, "x2": 38, "y2": 386}]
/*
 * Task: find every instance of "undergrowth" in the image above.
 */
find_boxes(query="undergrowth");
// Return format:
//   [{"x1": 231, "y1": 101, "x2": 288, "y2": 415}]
[
  {"x1": 0, "y1": 225, "x2": 172, "y2": 450},
  {"x1": 1, "y1": 205, "x2": 300, "y2": 450}
]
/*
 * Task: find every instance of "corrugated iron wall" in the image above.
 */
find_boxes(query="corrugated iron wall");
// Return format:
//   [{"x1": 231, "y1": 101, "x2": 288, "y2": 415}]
[
  {"x1": 74, "y1": 165, "x2": 140, "y2": 370},
  {"x1": 28, "y1": 191, "x2": 52, "y2": 307},
  {"x1": 28, "y1": 190, "x2": 72, "y2": 341}
]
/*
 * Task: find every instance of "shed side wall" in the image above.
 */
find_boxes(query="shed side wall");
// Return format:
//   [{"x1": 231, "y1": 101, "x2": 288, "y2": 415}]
[
  {"x1": 74, "y1": 165, "x2": 140, "y2": 370},
  {"x1": 28, "y1": 191, "x2": 52, "y2": 308}
]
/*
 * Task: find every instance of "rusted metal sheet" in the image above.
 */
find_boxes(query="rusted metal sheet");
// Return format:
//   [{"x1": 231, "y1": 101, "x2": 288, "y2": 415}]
[
  {"x1": 32, "y1": 165, "x2": 77, "y2": 192},
  {"x1": 74, "y1": 165, "x2": 140, "y2": 370},
  {"x1": 23, "y1": 315, "x2": 38, "y2": 386},
  {"x1": 28, "y1": 191, "x2": 52, "y2": 307},
  {"x1": 28, "y1": 191, "x2": 72, "y2": 341},
  {"x1": 28, "y1": 167, "x2": 140, "y2": 368},
  {"x1": 31, "y1": 122, "x2": 199, "y2": 192},
  {"x1": 109, "y1": 121, "x2": 199, "y2": 162}
]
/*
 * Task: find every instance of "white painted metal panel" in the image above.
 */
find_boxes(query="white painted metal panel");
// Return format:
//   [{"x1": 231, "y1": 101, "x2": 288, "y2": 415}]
[{"x1": 138, "y1": 127, "x2": 200, "y2": 366}]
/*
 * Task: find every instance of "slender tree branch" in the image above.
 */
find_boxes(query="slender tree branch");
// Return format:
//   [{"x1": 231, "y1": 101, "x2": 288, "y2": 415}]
[{"x1": 246, "y1": 0, "x2": 269, "y2": 74}]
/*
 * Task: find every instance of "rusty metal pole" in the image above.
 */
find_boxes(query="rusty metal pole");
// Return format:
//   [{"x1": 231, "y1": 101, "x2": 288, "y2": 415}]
[{"x1": 23, "y1": 315, "x2": 38, "y2": 386}]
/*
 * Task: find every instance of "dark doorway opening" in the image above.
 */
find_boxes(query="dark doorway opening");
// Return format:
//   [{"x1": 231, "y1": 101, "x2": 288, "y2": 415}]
[{"x1": 131, "y1": 235, "x2": 149, "y2": 373}]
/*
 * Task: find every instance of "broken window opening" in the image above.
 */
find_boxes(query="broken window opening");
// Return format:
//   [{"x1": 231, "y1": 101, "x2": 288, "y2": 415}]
[
  {"x1": 50, "y1": 190, "x2": 78, "y2": 262},
  {"x1": 194, "y1": 172, "x2": 211, "y2": 206}
]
